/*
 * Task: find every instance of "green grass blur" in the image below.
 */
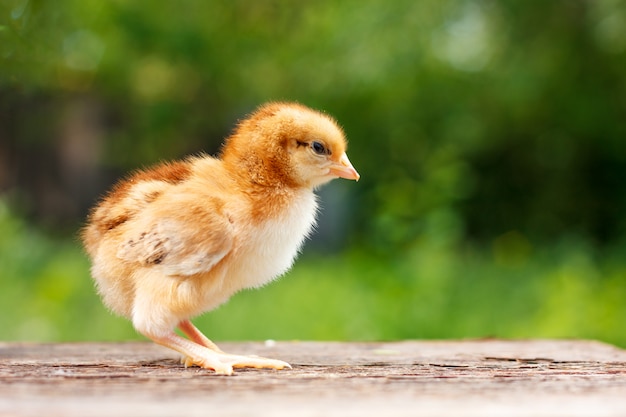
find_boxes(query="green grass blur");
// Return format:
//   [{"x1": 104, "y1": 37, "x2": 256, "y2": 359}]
[
  {"x1": 1, "y1": 0, "x2": 626, "y2": 347},
  {"x1": 2, "y1": 200, "x2": 625, "y2": 347}
]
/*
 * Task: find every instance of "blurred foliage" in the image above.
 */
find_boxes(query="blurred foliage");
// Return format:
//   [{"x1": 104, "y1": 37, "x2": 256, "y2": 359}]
[
  {"x1": 2, "y1": 201, "x2": 626, "y2": 346},
  {"x1": 1, "y1": 0, "x2": 626, "y2": 344}
]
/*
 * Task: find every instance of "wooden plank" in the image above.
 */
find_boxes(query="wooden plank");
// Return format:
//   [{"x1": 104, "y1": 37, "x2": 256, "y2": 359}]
[{"x1": 1, "y1": 340, "x2": 626, "y2": 416}]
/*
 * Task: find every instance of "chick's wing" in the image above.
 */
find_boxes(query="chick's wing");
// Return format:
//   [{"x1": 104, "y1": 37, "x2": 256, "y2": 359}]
[{"x1": 117, "y1": 197, "x2": 234, "y2": 277}]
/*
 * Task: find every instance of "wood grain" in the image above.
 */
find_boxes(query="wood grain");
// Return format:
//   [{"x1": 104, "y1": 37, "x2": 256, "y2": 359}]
[{"x1": 1, "y1": 340, "x2": 626, "y2": 416}]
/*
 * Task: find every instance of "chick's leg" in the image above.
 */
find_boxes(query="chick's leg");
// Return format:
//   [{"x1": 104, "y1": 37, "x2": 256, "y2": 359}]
[
  {"x1": 132, "y1": 294, "x2": 289, "y2": 374},
  {"x1": 151, "y1": 332, "x2": 235, "y2": 375},
  {"x1": 178, "y1": 319, "x2": 224, "y2": 353},
  {"x1": 177, "y1": 319, "x2": 224, "y2": 368},
  {"x1": 176, "y1": 320, "x2": 292, "y2": 371}
]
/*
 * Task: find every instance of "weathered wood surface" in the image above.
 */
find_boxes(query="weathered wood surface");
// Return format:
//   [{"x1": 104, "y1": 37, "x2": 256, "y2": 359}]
[{"x1": 1, "y1": 340, "x2": 626, "y2": 416}]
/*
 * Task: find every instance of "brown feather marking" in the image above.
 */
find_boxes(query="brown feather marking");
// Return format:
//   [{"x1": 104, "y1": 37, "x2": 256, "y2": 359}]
[
  {"x1": 132, "y1": 160, "x2": 194, "y2": 185},
  {"x1": 85, "y1": 160, "x2": 193, "y2": 242},
  {"x1": 102, "y1": 213, "x2": 130, "y2": 231},
  {"x1": 106, "y1": 160, "x2": 193, "y2": 208}
]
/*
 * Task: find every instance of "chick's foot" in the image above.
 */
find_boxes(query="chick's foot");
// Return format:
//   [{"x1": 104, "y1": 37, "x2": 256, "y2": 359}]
[
  {"x1": 183, "y1": 352, "x2": 291, "y2": 373},
  {"x1": 221, "y1": 353, "x2": 291, "y2": 370},
  {"x1": 153, "y1": 331, "x2": 290, "y2": 375},
  {"x1": 178, "y1": 319, "x2": 224, "y2": 353}
]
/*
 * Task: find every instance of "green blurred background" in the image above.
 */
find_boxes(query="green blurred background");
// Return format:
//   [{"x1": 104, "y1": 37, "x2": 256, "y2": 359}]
[{"x1": 1, "y1": 0, "x2": 626, "y2": 346}]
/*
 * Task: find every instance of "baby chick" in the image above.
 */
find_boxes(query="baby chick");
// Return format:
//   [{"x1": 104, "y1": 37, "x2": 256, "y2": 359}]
[{"x1": 82, "y1": 102, "x2": 359, "y2": 375}]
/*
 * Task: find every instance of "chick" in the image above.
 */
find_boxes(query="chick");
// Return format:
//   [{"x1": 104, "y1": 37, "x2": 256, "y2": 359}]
[{"x1": 82, "y1": 102, "x2": 359, "y2": 375}]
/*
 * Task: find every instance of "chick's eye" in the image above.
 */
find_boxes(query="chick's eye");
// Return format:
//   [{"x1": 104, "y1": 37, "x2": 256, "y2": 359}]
[{"x1": 311, "y1": 141, "x2": 326, "y2": 155}]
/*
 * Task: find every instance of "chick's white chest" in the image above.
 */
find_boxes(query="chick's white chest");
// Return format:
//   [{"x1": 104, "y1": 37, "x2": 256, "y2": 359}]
[{"x1": 227, "y1": 190, "x2": 318, "y2": 291}]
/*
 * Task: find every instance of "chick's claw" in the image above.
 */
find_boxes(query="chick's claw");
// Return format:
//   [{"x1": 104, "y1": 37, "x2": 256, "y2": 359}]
[{"x1": 180, "y1": 356, "x2": 194, "y2": 368}]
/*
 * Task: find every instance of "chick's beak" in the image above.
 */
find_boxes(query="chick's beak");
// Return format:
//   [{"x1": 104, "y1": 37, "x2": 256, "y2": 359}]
[{"x1": 329, "y1": 152, "x2": 360, "y2": 181}]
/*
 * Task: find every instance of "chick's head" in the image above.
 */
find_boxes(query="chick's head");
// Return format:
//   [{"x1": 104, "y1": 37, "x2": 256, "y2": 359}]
[{"x1": 223, "y1": 102, "x2": 359, "y2": 189}]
